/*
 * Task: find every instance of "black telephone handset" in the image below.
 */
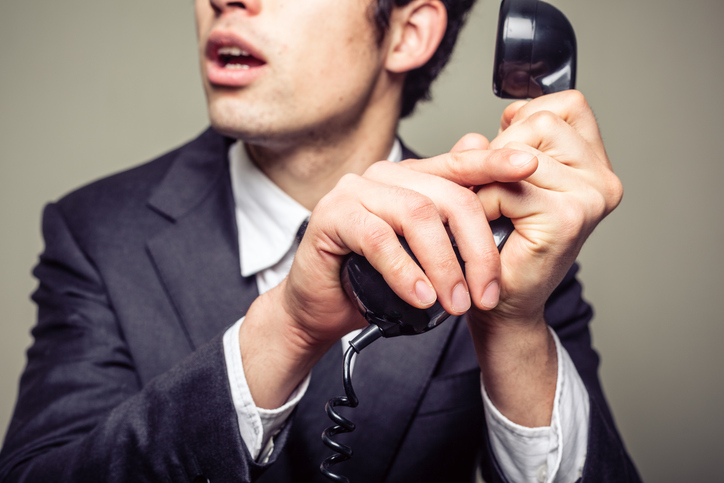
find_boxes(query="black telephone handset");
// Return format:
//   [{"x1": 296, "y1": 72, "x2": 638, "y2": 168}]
[
  {"x1": 342, "y1": 0, "x2": 577, "y2": 339},
  {"x1": 322, "y1": 1, "x2": 577, "y2": 481}
]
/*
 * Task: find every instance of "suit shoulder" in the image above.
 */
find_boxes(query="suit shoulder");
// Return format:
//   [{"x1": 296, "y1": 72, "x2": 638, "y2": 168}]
[
  {"x1": 55, "y1": 128, "x2": 224, "y2": 219},
  {"x1": 50, "y1": 128, "x2": 229, "y2": 245},
  {"x1": 57, "y1": 138, "x2": 185, "y2": 213}
]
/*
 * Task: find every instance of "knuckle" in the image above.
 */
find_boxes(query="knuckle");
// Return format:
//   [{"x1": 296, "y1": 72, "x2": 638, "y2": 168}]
[
  {"x1": 386, "y1": 252, "x2": 413, "y2": 281},
  {"x1": 588, "y1": 189, "x2": 608, "y2": 220},
  {"x1": 478, "y1": 241, "x2": 500, "y2": 263},
  {"x1": 564, "y1": 89, "x2": 589, "y2": 110},
  {"x1": 433, "y1": 250, "x2": 460, "y2": 274},
  {"x1": 364, "y1": 160, "x2": 391, "y2": 179},
  {"x1": 444, "y1": 151, "x2": 467, "y2": 178},
  {"x1": 403, "y1": 193, "x2": 438, "y2": 223},
  {"x1": 528, "y1": 110, "x2": 561, "y2": 131},
  {"x1": 450, "y1": 188, "x2": 483, "y2": 216},
  {"x1": 314, "y1": 192, "x2": 337, "y2": 215},
  {"x1": 460, "y1": 132, "x2": 482, "y2": 145},
  {"x1": 336, "y1": 172, "x2": 361, "y2": 190},
  {"x1": 606, "y1": 175, "x2": 624, "y2": 211},
  {"x1": 556, "y1": 201, "x2": 585, "y2": 242},
  {"x1": 345, "y1": 209, "x2": 366, "y2": 231},
  {"x1": 361, "y1": 222, "x2": 393, "y2": 253}
]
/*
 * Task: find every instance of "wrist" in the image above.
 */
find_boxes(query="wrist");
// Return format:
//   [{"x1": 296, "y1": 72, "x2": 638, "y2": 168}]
[
  {"x1": 467, "y1": 312, "x2": 557, "y2": 427},
  {"x1": 240, "y1": 285, "x2": 334, "y2": 409},
  {"x1": 468, "y1": 312, "x2": 552, "y2": 369}
]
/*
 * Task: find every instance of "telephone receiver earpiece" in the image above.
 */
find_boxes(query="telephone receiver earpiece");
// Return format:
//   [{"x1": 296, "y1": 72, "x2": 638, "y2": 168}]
[
  {"x1": 341, "y1": 0, "x2": 577, "y2": 338},
  {"x1": 493, "y1": 0, "x2": 577, "y2": 99}
]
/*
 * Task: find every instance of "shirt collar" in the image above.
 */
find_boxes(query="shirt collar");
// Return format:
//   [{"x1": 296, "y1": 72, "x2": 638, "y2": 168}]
[{"x1": 229, "y1": 138, "x2": 403, "y2": 277}]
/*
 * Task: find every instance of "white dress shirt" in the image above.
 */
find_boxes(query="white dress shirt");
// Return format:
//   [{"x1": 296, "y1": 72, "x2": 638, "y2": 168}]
[{"x1": 222, "y1": 140, "x2": 590, "y2": 482}]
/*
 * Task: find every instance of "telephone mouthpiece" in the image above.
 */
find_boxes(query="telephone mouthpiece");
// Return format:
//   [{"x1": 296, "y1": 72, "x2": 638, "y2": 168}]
[
  {"x1": 341, "y1": 219, "x2": 513, "y2": 338},
  {"x1": 341, "y1": 236, "x2": 458, "y2": 337}
]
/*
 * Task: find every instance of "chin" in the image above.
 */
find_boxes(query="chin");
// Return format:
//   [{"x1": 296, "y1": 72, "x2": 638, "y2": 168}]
[
  {"x1": 208, "y1": 111, "x2": 298, "y2": 149},
  {"x1": 205, "y1": 88, "x2": 367, "y2": 149},
  {"x1": 207, "y1": 96, "x2": 270, "y2": 141}
]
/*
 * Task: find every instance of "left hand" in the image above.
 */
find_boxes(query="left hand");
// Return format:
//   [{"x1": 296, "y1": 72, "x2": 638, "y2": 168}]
[
  {"x1": 471, "y1": 90, "x2": 623, "y2": 328},
  {"x1": 367, "y1": 91, "x2": 619, "y2": 426},
  {"x1": 465, "y1": 89, "x2": 622, "y2": 426}
]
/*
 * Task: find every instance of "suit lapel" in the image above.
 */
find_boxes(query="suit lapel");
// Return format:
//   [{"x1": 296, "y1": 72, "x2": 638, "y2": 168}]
[{"x1": 146, "y1": 129, "x2": 259, "y2": 349}]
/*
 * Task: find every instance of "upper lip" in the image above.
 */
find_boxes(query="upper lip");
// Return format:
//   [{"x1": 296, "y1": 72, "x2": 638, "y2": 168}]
[{"x1": 205, "y1": 30, "x2": 266, "y2": 63}]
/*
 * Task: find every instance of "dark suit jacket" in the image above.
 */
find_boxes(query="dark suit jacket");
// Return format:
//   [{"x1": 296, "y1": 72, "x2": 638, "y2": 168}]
[{"x1": 0, "y1": 128, "x2": 640, "y2": 482}]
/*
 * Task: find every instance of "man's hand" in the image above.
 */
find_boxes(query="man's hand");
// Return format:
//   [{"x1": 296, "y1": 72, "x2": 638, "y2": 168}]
[
  {"x1": 393, "y1": 91, "x2": 621, "y2": 427},
  {"x1": 240, "y1": 146, "x2": 537, "y2": 409},
  {"x1": 469, "y1": 90, "x2": 622, "y2": 426},
  {"x1": 476, "y1": 90, "x2": 623, "y2": 325}
]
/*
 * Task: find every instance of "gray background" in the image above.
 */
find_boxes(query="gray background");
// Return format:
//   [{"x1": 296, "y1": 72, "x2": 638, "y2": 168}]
[{"x1": 1, "y1": 0, "x2": 722, "y2": 481}]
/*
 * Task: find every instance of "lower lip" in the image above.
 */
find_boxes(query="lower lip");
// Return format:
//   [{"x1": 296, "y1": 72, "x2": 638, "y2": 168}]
[{"x1": 205, "y1": 60, "x2": 266, "y2": 87}]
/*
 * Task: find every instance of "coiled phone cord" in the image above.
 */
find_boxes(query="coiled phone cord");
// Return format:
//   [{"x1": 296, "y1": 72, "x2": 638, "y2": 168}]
[{"x1": 320, "y1": 323, "x2": 384, "y2": 483}]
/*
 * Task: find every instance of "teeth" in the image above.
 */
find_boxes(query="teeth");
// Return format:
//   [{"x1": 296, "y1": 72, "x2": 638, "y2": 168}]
[
  {"x1": 218, "y1": 46, "x2": 250, "y2": 57},
  {"x1": 225, "y1": 64, "x2": 250, "y2": 70}
]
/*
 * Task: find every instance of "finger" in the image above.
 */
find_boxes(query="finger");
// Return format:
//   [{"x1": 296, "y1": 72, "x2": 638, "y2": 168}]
[
  {"x1": 477, "y1": 180, "x2": 601, "y2": 260},
  {"x1": 399, "y1": 148, "x2": 538, "y2": 187},
  {"x1": 500, "y1": 100, "x2": 529, "y2": 131},
  {"x1": 450, "y1": 133, "x2": 490, "y2": 153},
  {"x1": 363, "y1": 162, "x2": 502, "y2": 310},
  {"x1": 476, "y1": 182, "x2": 569, "y2": 267},
  {"x1": 504, "y1": 90, "x2": 607, "y2": 162},
  {"x1": 332, "y1": 175, "x2": 472, "y2": 314},
  {"x1": 491, "y1": 110, "x2": 605, "y2": 173},
  {"x1": 313, "y1": 197, "x2": 438, "y2": 310},
  {"x1": 480, "y1": 139, "x2": 612, "y2": 220}
]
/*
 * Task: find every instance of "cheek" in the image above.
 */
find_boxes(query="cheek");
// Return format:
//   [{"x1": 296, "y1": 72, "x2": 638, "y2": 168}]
[
  {"x1": 194, "y1": 6, "x2": 213, "y2": 66},
  {"x1": 287, "y1": 25, "x2": 380, "y2": 98},
  {"x1": 281, "y1": 2, "x2": 380, "y2": 76},
  {"x1": 286, "y1": 53, "x2": 376, "y2": 117},
  {"x1": 194, "y1": 1, "x2": 212, "y2": 35}
]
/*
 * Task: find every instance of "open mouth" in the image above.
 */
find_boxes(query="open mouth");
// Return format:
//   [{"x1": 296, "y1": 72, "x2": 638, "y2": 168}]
[
  {"x1": 214, "y1": 45, "x2": 265, "y2": 70},
  {"x1": 205, "y1": 33, "x2": 267, "y2": 87}
]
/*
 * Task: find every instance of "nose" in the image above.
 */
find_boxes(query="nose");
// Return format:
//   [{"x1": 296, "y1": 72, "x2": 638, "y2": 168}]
[{"x1": 209, "y1": 0, "x2": 261, "y2": 16}]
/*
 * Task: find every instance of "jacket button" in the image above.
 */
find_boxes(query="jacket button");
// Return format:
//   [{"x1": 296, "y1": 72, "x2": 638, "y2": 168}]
[{"x1": 192, "y1": 476, "x2": 210, "y2": 483}]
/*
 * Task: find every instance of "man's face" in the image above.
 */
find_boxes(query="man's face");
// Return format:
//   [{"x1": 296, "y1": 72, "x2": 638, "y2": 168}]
[{"x1": 195, "y1": 0, "x2": 389, "y2": 145}]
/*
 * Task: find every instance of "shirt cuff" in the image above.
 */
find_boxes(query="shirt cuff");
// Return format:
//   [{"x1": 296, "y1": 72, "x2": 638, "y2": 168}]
[
  {"x1": 222, "y1": 316, "x2": 311, "y2": 462},
  {"x1": 482, "y1": 327, "x2": 590, "y2": 483}
]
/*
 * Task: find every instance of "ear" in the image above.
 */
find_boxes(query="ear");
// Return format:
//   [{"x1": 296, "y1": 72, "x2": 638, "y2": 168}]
[{"x1": 384, "y1": 0, "x2": 447, "y2": 73}]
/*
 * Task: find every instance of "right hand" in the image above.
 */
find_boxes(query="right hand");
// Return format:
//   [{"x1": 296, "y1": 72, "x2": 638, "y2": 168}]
[{"x1": 281, "y1": 141, "x2": 539, "y2": 350}]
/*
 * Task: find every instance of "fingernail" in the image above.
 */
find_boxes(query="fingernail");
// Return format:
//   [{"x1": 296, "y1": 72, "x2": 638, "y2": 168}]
[
  {"x1": 510, "y1": 152, "x2": 535, "y2": 167},
  {"x1": 452, "y1": 283, "x2": 471, "y2": 313},
  {"x1": 481, "y1": 281, "x2": 500, "y2": 309},
  {"x1": 415, "y1": 280, "x2": 437, "y2": 306}
]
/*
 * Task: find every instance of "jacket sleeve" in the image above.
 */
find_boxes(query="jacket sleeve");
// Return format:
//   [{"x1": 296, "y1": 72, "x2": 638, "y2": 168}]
[
  {"x1": 478, "y1": 264, "x2": 642, "y2": 483},
  {"x1": 0, "y1": 203, "x2": 285, "y2": 482}
]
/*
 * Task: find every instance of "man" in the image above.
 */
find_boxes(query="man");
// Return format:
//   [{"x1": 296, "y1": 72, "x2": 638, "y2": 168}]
[{"x1": 0, "y1": 0, "x2": 640, "y2": 481}]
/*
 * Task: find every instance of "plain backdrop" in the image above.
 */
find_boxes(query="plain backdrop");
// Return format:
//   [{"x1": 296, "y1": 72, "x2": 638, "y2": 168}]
[{"x1": 1, "y1": 1, "x2": 722, "y2": 481}]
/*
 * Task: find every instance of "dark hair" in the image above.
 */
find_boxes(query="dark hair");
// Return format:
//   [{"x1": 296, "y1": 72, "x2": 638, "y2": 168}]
[{"x1": 372, "y1": 0, "x2": 477, "y2": 118}]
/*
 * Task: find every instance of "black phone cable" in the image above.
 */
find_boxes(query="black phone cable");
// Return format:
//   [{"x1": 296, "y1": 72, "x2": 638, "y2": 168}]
[{"x1": 320, "y1": 324, "x2": 384, "y2": 483}]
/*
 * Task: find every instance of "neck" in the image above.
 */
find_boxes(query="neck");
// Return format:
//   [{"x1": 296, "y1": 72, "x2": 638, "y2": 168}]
[{"x1": 245, "y1": 82, "x2": 402, "y2": 211}]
